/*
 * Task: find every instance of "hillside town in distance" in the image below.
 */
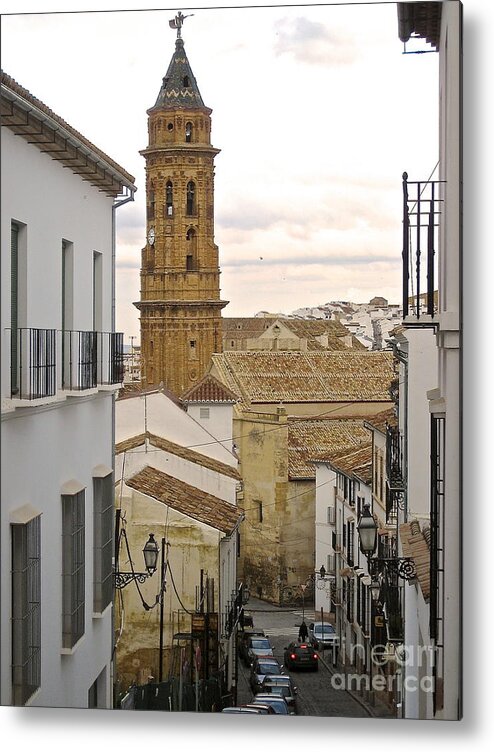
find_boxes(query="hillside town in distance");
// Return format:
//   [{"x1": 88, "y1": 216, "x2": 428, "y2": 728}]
[{"x1": 1, "y1": 2, "x2": 461, "y2": 722}]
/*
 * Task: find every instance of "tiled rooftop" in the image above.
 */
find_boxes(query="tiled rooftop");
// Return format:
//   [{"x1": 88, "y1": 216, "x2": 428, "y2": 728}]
[
  {"x1": 125, "y1": 465, "x2": 244, "y2": 535},
  {"x1": 115, "y1": 431, "x2": 240, "y2": 480},
  {"x1": 364, "y1": 407, "x2": 397, "y2": 435},
  {"x1": 222, "y1": 317, "x2": 365, "y2": 351},
  {"x1": 325, "y1": 444, "x2": 373, "y2": 481},
  {"x1": 181, "y1": 374, "x2": 239, "y2": 404},
  {"x1": 288, "y1": 418, "x2": 371, "y2": 479},
  {"x1": 211, "y1": 351, "x2": 394, "y2": 406}
]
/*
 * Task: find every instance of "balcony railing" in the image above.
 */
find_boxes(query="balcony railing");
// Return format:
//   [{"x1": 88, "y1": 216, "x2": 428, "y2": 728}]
[
  {"x1": 402, "y1": 171, "x2": 444, "y2": 321},
  {"x1": 97, "y1": 332, "x2": 124, "y2": 385},
  {"x1": 62, "y1": 330, "x2": 98, "y2": 391},
  {"x1": 11, "y1": 328, "x2": 56, "y2": 400},
  {"x1": 386, "y1": 424, "x2": 404, "y2": 491},
  {"x1": 10, "y1": 329, "x2": 124, "y2": 400}
]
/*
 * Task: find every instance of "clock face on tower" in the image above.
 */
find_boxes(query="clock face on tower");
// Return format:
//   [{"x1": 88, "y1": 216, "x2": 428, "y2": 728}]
[{"x1": 147, "y1": 227, "x2": 155, "y2": 245}]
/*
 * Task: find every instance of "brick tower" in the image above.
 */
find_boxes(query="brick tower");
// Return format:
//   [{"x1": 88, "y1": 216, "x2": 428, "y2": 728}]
[{"x1": 135, "y1": 15, "x2": 227, "y2": 395}]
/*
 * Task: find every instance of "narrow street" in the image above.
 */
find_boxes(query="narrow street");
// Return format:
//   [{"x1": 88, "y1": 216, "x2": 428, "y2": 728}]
[{"x1": 235, "y1": 598, "x2": 388, "y2": 718}]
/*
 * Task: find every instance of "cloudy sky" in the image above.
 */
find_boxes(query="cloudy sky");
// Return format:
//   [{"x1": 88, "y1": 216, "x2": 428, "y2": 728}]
[{"x1": 2, "y1": 2, "x2": 442, "y2": 343}]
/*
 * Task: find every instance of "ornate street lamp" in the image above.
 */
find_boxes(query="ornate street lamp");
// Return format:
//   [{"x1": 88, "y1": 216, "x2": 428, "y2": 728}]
[
  {"x1": 357, "y1": 503, "x2": 416, "y2": 582},
  {"x1": 357, "y1": 503, "x2": 377, "y2": 557},
  {"x1": 114, "y1": 532, "x2": 159, "y2": 589}
]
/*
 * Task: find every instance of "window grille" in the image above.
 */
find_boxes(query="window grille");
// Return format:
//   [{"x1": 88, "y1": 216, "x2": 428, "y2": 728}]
[
  {"x1": 93, "y1": 474, "x2": 113, "y2": 614},
  {"x1": 62, "y1": 489, "x2": 85, "y2": 649},
  {"x1": 11, "y1": 514, "x2": 41, "y2": 705}
]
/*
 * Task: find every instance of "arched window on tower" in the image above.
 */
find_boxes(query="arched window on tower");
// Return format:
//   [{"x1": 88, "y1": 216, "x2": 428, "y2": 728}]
[
  {"x1": 185, "y1": 122, "x2": 193, "y2": 143},
  {"x1": 166, "y1": 181, "x2": 173, "y2": 216},
  {"x1": 186, "y1": 181, "x2": 196, "y2": 216},
  {"x1": 183, "y1": 75, "x2": 190, "y2": 88},
  {"x1": 148, "y1": 188, "x2": 155, "y2": 221},
  {"x1": 186, "y1": 228, "x2": 197, "y2": 270}
]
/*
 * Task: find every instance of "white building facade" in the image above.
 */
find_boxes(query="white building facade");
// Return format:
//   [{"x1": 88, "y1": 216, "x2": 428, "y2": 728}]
[
  {"x1": 114, "y1": 384, "x2": 242, "y2": 701},
  {"x1": 1, "y1": 72, "x2": 135, "y2": 708},
  {"x1": 396, "y1": 1, "x2": 462, "y2": 720}
]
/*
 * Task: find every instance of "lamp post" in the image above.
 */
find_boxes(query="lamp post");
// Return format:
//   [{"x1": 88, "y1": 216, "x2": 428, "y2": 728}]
[
  {"x1": 114, "y1": 532, "x2": 159, "y2": 589},
  {"x1": 357, "y1": 504, "x2": 416, "y2": 583}
]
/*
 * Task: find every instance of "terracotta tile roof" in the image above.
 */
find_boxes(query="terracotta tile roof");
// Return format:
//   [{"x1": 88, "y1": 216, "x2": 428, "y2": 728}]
[
  {"x1": 147, "y1": 433, "x2": 240, "y2": 480},
  {"x1": 325, "y1": 444, "x2": 373, "y2": 481},
  {"x1": 211, "y1": 351, "x2": 394, "y2": 406},
  {"x1": 181, "y1": 374, "x2": 239, "y2": 404},
  {"x1": 288, "y1": 418, "x2": 371, "y2": 479},
  {"x1": 399, "y1": 521, "x2": 431, "y2": 602},
  {"x1": 1, "y1": 71, "x2": 135, "y2": 197},
  {"x1": 115, "y1": 431, "x2": 240, "y2": 480},
  {"x1": 284, "y1": 319, "x2": 366, "y2": 351},
  {"x1": 222, "y1": 318, "x2": 274, "y2": 338},
  {"x1": 125, "y1": 466, "x2": 244, "y2": 535},
  {"x1": 115, "y1": 433, "x2": 147, "y2": 455},
  {"x1": 364, "y1": 407, "x2": 397, "y2": 435},
  {"x1": 222, "y1": 317, "x2": 365, "y2": 351},
  {"x1": 117, "y1": 383, "x2": 181, "y2": 405}
]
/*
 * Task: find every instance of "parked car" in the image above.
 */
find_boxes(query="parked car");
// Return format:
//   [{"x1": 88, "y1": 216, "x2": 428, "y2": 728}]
[
  {"x1": 258, "y1": 676, "x2": 297, "y2": 712},
  {"x1": 308, "y1": 621, "x2": 339, "y2": 650},
  {"x1": 249, "y1": 656, "x2": 284, "y2": 693},
  {"x1": 238, "y1": 629, "x2": 266, "y2": 664},
  {"x1": 283, "y1": 641, "x2": 319, "y2": 671},
  {"x1": 221, "y1": 706, "x2": 265, "y2": 714},
  {"x1": 244, "y1": 636, "x2": 274, "y2": 666},
  {"x1": 251, "y1": 694, "x2": 292, "y2": 715},
  {"x1": 242, "y1": 703, "x2": 276, "y2": 714}
]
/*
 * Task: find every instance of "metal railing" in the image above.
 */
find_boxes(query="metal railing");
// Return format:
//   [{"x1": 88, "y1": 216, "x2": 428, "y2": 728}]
[
  {"x1": 386, "y1": 424, "x2": 404, "y2": 491},
  {"x1": 97, "y1": 332, "x2": 124, "y2": 385},
  {"x1": 402, "y1": 171, "x2": 444, "y2": 320},
  {"x1": 10, "y1": 328, "x2": 124, "y2": 399},
  {"x1": 62, "y1": 330, "x2": 98, "y2": 391},
  {"x1": 11, "y1": 328, "x2": 56, "y2": 400}
]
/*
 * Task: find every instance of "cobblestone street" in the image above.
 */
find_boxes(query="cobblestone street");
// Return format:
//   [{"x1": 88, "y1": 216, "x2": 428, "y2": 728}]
[{"x1": 235, "y1": 598, "x2": 393, "y2": 718}]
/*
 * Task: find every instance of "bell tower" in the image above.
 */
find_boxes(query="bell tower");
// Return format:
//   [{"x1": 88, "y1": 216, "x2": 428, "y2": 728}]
[{"x1": 135, "y1": 13, "x2": 227, "y2": 395}]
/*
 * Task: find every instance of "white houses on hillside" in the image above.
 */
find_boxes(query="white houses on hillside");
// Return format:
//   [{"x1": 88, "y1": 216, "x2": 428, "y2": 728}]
[{"x1": 1, "y1": 71, "x2": 136, "y2": 708}]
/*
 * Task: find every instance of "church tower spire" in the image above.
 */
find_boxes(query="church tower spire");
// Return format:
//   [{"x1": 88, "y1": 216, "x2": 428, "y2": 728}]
[{"x1": 135, "y1": 15, "x2": 227, "y2": 395}]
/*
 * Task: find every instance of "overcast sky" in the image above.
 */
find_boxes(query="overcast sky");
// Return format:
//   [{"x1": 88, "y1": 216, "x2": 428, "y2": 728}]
[{"x1": 1, "y1": 2, "x2": 443, "y2": 343}]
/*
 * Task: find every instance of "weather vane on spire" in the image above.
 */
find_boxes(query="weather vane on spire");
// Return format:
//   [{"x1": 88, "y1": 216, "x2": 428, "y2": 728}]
[{"x1": 169, "y1": 11, "x2": 194, "y2": 39}]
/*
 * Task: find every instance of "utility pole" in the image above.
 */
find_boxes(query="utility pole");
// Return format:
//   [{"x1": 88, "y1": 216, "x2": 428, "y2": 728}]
[{"x1": 158, "y1": 537, "x2": 166, "y2": 682}]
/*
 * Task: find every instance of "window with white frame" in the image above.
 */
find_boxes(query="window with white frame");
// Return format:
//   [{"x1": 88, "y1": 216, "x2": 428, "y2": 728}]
[
  {"x1": 62, "y1": 486, "x2": 85, "y2": 649},
  {"x1": 93, "y1": 469, "x2": 113, "y2": 614},
  {"x1": 11, "y1": 510, "x2": 41, "y2": 706}
]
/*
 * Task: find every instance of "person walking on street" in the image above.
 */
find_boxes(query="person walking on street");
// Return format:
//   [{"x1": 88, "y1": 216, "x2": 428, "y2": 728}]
[{"x1": 298, "y1": 620, "x2": 308, "y2": 642}]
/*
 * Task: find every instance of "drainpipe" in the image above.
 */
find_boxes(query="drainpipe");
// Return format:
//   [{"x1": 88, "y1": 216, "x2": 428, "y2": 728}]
[{"x1": 110, "y1": 187, "x2": 135, "y2": 707}]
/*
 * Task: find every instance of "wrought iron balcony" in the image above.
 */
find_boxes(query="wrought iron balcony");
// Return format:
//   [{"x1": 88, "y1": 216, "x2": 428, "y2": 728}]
[
  {"x1": 402, "y1": 171, "x2": 444, "y2": 322},
  {"x1": 97, "y1": 332, "x2": 124, "y2": 385},
  {"x1": 11, "y1": 328, "x2": 56, "y2": 400},
  {"x1": 62, "y1": 330, "x2": 98, "y2": 391},
  {"x1": 9, "y1": 328, "x2": 124, "y2": 401},
  {"x1": 386, "y1": 424, "x2": 404, "y2": 491}
]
